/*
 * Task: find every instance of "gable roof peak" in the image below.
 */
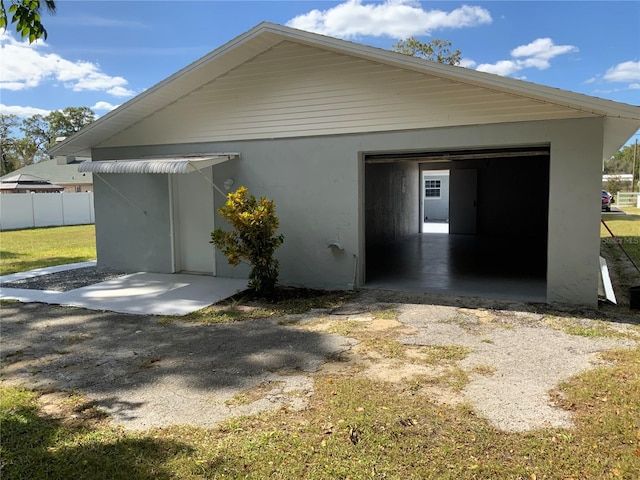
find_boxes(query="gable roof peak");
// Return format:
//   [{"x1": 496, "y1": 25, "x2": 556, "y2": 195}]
[{"x1": 49, "y1": 22, "x2": 640, "y2": 159}]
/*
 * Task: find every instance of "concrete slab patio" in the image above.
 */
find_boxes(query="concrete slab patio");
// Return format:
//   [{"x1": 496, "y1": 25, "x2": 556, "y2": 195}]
[{"x1": 0, "y1": 263, "x2": 247, "y2": 316}]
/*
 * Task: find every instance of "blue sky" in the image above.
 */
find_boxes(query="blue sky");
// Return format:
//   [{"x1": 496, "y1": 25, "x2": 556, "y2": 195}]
[{"x1": 1, "y1": 1, "x2": 639, "y2": 138}]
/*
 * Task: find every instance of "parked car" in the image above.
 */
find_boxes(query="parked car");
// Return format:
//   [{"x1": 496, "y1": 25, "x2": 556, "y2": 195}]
[{"x1": 602, "y1": 190, "x2": 613, "y2": 211}]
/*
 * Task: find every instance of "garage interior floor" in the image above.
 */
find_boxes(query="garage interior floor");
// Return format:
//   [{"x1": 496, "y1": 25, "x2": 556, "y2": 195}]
[{"x1": 365, "y1": 232, "x2": 547, "y2": 302}]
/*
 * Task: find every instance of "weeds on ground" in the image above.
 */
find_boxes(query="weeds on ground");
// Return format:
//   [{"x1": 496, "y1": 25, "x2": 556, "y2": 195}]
[
  {"x1": 4, "y1": 345, "x2": 639, "y2": 479},
  {"x1": 543, "y1": 315, "x2": 640, "y2": 341},
  {"x1": 172, "y1": 289, "x2": 355, "y2": 325}
]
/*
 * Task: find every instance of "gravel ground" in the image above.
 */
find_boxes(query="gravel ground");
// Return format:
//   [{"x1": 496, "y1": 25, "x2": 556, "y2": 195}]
[
  {"x1": 0, "y1": 302, "x2": 357, "y2": 430},
  {"x1": 396, "y1": 303, "x2": 637, "y2": 431},
  {"x1": 1, "y1": 293, "x2": 638, "y2": 432},
  {"x1": 0, "y1": 267, "x2": 125, "y2": 292}
]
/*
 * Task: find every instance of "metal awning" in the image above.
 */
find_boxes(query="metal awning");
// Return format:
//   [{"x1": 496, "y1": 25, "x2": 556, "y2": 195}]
[{"x1": 77, "y1": 154, "x2": 239, "y2": 174}]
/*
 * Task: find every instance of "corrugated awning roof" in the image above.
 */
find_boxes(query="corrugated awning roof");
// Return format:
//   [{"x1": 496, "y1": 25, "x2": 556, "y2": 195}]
[{"x1": 77, "y1": 154, "x2": 239, "y2": 174}]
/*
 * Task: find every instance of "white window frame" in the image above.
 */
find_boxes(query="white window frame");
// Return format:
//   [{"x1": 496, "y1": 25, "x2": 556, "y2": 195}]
[{"x1": 424, "y1": 179, "x2": 441, "y2": 200}]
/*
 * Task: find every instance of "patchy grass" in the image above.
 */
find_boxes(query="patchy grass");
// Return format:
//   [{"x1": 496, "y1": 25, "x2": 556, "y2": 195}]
[
  {"x1": 0, "y1": 386, "x2": 192, "y2": 480},
  {"x1": 372, "y1": 307, "x2": 399, "y2": 320},
  {"x1": 174, "y1": 289, "x2": 356, "y2": 325},
  {"x1": 406, "y1": 344, "x2": 470, "y2": 366},
  {"x1": 63, "y1": 333, "x2": 94, "y2": 344},
  {"x1": 0, "y1": 225, "x2": 96, "y2": 275},
  {"x1": 543, "y1": 315, "x2": 639, "y2": 341},
  {"x1": 445, "y1": 309, "x2": 515, "y2": 334},
  {"x1": 601, "y1": 212, "x2": 640, "y2": 267},
  {"x1": 138, "y1": 357, "x2": 162, "y2": 370},
  {"x1": 471, "y1": 364, "x2": 497, "y2": 376},
  {"x1": 4, "y1": 344, "x2": 639, "y2": 479},
  {"x1": 224, "y1": 381, "x2": 286, "y2": 407}
]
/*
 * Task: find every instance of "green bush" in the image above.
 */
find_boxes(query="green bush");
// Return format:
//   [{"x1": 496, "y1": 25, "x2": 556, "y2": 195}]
[{"x1": 210, "y1": 187, "x2": 284, "y2": 297}]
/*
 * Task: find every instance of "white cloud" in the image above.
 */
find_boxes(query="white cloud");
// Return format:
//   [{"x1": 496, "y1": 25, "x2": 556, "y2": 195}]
[
  {"x1": 286, "y1": 0, "x2": 492, "y2": 39},
  {"x1": 476, "y1": 60, "x2": 520, "y2": 76},
  {"x1": 586, "y1": 61, "x2": 640, "y2": 92},
  {"x1": 0, "y1": 31, "x2": 135, "y2": 97},
  {"x1": 106, "y1": 86, "x2": 136, "y2": 97},
  {"x1": 0, "y1": 103, "x2": 51, "y2": 117},
  {"x1": 511, "y1": 38, "x2": 577, "y2": 60},
  {"x1": 603, "y1": 61, "x2": 640, "y2": 83},
  {"x1": 91, "y1": 101, "x2": 120, "y2": 112},
  {"x1": 459, "y1": 58, "x2": 477, "y2": 69},
  {"x1": 475, "y1": 38, "x2": 577, "y2": 77}
]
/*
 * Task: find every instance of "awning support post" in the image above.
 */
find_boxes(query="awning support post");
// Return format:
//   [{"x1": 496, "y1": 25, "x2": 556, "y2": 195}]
[{"x1": 188, "y1": 162, "x2": 229, "y2": 198}]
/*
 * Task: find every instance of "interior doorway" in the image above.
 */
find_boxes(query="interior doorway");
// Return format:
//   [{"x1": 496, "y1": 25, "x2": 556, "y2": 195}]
[{"x1": 422, "y1": 169, "x2": 450, "y2": 234}]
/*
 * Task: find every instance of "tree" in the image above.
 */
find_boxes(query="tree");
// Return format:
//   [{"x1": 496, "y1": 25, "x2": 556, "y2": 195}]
[
  {"x1": 9, "y1": 137, "x2": 39, "y2": 167},
  {"x1": 0, "y1": 0, "x2": 56, "y2": 43},
  {"x1": 47, "y1": 106, "x2": 95, "y2": 138},
  {"x1": 392, "y1": 37, "x2": 462, "y2": 65},
  {"x1": 0, "y1": 113, "x2": 20, "y2": 175},
  {"x1": 21, "y1": 106, "x2": 95, "y2": 161},
  {"x1": 605, "y1": 175, "x2": 628, "y2": 196},
  {"x1": 20, "y1": 113, "x2": 49, "y2": 162},
  {"x1": 605, "y1": 143, "x2": 637, "y2": 175},
  {"x1": 210, "y1": 187, "x2": 284, "y2": 297}
]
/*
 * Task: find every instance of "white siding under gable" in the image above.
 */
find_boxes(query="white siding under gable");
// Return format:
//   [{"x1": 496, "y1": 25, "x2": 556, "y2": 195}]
[{"x1": 99, "y1": 41, "x2": 595, "y2": 148}]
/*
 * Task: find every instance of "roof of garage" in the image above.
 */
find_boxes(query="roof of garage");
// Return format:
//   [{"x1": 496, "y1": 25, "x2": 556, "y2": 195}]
[{"x1": 50, "y1": 22, "x2": 640, "y2": 159}]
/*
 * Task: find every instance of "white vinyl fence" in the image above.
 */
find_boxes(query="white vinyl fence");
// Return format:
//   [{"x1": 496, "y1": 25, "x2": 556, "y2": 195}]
[
  {"x1": 0, "y1": 192, "x2": 94, "y2": 230},
  {"x1": 615, "y1": 192, "x2": 640, "y2": 208}
]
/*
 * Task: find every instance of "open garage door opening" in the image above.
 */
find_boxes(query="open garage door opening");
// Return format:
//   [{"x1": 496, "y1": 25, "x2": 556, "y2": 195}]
[{"x1": 364, "y1": 146, "x2": 550, "y2": 302}]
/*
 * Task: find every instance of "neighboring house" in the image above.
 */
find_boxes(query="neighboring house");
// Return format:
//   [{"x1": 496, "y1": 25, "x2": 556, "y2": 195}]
[
  {"x1": 0, "y1": 173, "x2": 64, "y2": 193},
  {"x1": 49, "y1": 22, "x2": 640, "y2": 306},
  {"x1": 0, "y1": 157, "x2": 93, "y2": 193}
]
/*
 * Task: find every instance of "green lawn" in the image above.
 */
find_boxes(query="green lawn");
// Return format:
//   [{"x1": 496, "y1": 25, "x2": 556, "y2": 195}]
[
  {"x1": 0, "y1": 225, "x2": 96, "y2": 275},
  {"x1": 601, "y1": 211, "x2": 640, "y2": 267}
]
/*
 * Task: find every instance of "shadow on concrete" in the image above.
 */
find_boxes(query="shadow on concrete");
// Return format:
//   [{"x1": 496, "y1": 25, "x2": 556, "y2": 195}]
[
  {"x1": 1, "y1": 302, "x2": 355, "y2": 428},
  {"x1": 2, "y1": 302, "x2": 350, "y2": 393}
]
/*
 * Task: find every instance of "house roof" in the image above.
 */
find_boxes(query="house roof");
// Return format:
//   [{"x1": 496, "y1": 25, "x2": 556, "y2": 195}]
[
  {"x1": 0, "y1": 173, "x2": 64, "y2": 191},
  {"x1": 0, "y1": 158, "x2": 93, "y2": 185},
  {"x1": 49, "y1": 22, "x2": 640, "y2": 160},
  {"x1": 1, "y1": 173, "x2": 49, "y2": 183}
]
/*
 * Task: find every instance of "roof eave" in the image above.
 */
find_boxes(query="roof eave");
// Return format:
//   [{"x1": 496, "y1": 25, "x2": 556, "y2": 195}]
[{"x1": 49, "y1": 22, "x2": 640, "y2": 158}]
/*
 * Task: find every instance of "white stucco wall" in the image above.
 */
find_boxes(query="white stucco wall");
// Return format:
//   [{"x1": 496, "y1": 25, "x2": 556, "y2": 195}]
[
  {"x1": 92, "y1": 116, "x2": 605, "y2": 305},
  {"x1": 546, "y1": 119, "x2": 603, "y2": 304}
]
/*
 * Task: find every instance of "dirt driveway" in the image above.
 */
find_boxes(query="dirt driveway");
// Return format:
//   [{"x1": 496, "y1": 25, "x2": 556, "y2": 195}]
[{"x1": 1, "y1": 293, "x2": 638, "y2": 432}]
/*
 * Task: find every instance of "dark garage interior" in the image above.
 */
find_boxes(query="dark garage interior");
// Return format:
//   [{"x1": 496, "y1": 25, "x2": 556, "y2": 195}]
[{"x1": 364, "y1": 147, "x2": 550, "y2": 302}]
